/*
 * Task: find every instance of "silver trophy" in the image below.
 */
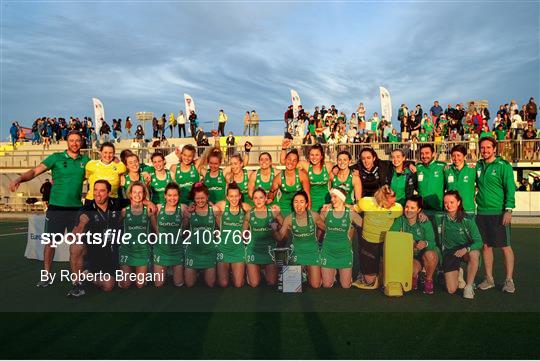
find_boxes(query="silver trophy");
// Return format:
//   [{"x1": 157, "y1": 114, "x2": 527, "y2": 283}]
[{"x1": 269, "y1": 246, "x2": 293, "y2": 267}]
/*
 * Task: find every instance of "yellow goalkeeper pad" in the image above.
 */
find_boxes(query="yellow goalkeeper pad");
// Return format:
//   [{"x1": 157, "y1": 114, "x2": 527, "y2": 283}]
[{"x1": 383, "y1": 231, "x2": 413, "y2": 297}]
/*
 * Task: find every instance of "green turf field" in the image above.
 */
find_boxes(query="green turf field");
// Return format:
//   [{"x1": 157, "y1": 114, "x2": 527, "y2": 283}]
[{"x1": 1, "y1": 220, "x2": 539, "y2": 358}]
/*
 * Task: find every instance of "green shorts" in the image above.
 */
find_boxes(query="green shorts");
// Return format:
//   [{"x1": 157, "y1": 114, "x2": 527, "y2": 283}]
[
  {"x1": 217, "y1": 245, "x2": 246, "y2": 264},
  {"x1": 153, "y1": 245, "x2": 185, "y2": 267},
  {"x1": 119, "y1": 247, "x2": 151, "y2": 267},
  {"x1": 185, "y1": 245, "x2": 217, "y2": 269},
  {"x1": 245, "y1": 245, "x2": 273, "y2": 265}
]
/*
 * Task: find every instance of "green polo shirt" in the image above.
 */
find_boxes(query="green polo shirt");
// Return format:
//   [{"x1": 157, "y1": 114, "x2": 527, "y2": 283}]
[
  {"x1": 41, "y1": 151, "x2": 90, "y2": 207},
  {"x1": 444, "y1": 164, "x2": 477, "y2": 213},
  {"x1": 416, "y1": 160, "x2": 447, "y2": 212},
  {"x1": 388, "y1": 133, "x2": 399, "y2": 142},
  {"x1": 418, "y1": 133, "x2": 429, "y2": 142}
]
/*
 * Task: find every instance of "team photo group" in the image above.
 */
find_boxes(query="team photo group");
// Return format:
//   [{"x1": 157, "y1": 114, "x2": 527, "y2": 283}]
[{"x1": 9, "y1": 129, "x2": 516, "y2": 300}]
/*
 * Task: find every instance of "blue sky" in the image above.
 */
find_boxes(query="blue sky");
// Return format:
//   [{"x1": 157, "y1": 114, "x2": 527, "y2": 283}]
[{"x1": 1, "y1": 1, "x2": 539, "y2": 139}]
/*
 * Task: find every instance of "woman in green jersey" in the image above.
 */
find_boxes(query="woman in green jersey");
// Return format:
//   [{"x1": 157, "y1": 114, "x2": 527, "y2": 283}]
[
  {"x1": 242, "y1": 188, "x2": 283, "y2": 287},
  {"x1": 119, "y1": 181, "x2": 154, "y2": 289},
  {"x1": 213, "y1": 183, "x2": 251, "y2": 287},
  {"x1": 269, "y1": 149, "x2": 310, "y2": 216},
  {"x1": 120, "y1": 153, "x2": 151, "y2": 197},
  {"x1": 331, "y1": 151, "x2": 362, "y2": 205},
  {"x1": 225, "y1": 154, "x2": 251, "y2": 203},
  {"x1": 201, "y1": 148, "x2": 227, "y2": 204},
  {"x1": 275, "y1": 191, "x2": 326, "y2": 288},
  {"x1": 184, "y1": 183, "x2": 217, "y2": 287},
  {"x1": 152, "y1": 183, "x2": 189, "y2": 287},
  {"x1": 149, "y1": 152, "x2": 172, "y2": 205},
  {"x1": 436, "y1": 191, "x2": 482, "y2": 299},
  {"x1": 170, "y1": 144, "x2": 201, "y2": 204},
  {"x1": 319, "y1": 187, "x2": 363, "y2": 288},
  {"x1": 248, "y1": 152, "x2": 279, "y2": 204},
  {"x1": 389, "y1": 196, "x2": 438, "y2": 294},
  {"x1": 280, "y1": 140, "x2": 334, "y2": 212},
  {"x1": 389, "y1": 149, "x2": 416, "y2": 207}
]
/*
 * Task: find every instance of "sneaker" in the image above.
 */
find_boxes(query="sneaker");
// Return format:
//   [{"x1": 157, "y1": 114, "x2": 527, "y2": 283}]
[
  {"x1": 412, "y1": 275, "x2": 418, "y2": 290},
  {"x1": 463, "y1": 285, "x2": 475, "y2": 299},
  {"x1": 36, "y1": 274, "x2": 53, "y2": 288},
  {"x1": 423, "y1": 279, "x2": 434, "y2": 294},
  {"x1": 458, "y1": 268, "x2": 466, "y2": 289},
  {"x1": 478, "y1": 278, "x2": 495, "y2": 291},
  {"x1": 67, "y1": 283, "x2": 86, "y2": 298},
  {"x1": 351, "y1": 276, "x2": 379, "y2": 290},
  {"x1": 502, "y1": 279, "x2": 515, "y2": 293}
]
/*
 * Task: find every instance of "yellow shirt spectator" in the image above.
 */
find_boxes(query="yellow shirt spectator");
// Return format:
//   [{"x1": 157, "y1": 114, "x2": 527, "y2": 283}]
[
  {"x1": 85, "y1": 160, "x2": 126, "y2": 200},
  {"x1": 356, "y1": 197, "x2": 402, "y2": 243}
]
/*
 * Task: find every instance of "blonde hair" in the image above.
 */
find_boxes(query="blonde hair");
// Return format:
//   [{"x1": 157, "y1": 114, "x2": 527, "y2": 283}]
[
  {"x1": 373, "y1": 185, "x2": 396, "y2": 209},
  {"x1": 127, "y1": 180, "x2": 149, "y2": 201}
]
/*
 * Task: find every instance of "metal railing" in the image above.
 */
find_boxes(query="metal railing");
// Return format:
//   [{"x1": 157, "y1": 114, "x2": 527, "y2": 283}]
[{"x1": 1, "y1": 139, "x2": 540, "y2": 168}]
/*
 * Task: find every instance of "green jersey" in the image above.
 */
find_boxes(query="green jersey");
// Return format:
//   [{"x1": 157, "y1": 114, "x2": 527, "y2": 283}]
[
  {"x1": 185, "y1": 205, "x2": 216, "y2": 269},
  {"x1": 331, "y1": 170, "x2": 355, "y2": 205},
  {"x1": 320, "y1": 208, "x2": 353, "y2": 269},
  {"x1": 390, "y1": 216, "x2": 436, "y2": 255},
  {"x1": 254, "y1": 168, "x2": 274, "y2": 193},
  {"x1": 175, "y1": 163, "x2": 200, "y2": 204},
  {"x1": 123, "y1": 172, "x2": 142, "y2": 195},
  {"x1": 416, "y1": 160, "x2": 447, "y2": 212},
  {"x1": 217, "y1": 202, "x2": 245, "y2": 263},
  {"x1": 390, "y1": 168, "x2": 414, "y2": 206},
  {"x1": 231, "y1": 169, "x2": 250, "y2": 203},
  {"x1": 308, "y1": 164, "x2": 330, "y2": 212},
  {"x1": 423, "y1": 122, "x2": 434, "y2": 134},
  {"x1": 418, "y1": 133, "x2": 429, "y2": 142},
  {"x1": 246, "y1": 207, "x2": 275, "y2": 264},
  {"x1": 495, "y1": 129, "x2": 507, "y2": 141},
  {"x1": 291, "y1": 211, "x2": 320, "y2": 266},
  {"x1": 475, "y1": 156, "x2": 515, "y2": 215},
  {"x1": 154, "y1": 204, "x2": 184, "y2": 266},
  {"x1": 205, "y1": 169, "x2": 226, "y2": 204},
  {"x1": 150, "y1": 170, "x2": 172, "y2": 205},
  {"x1": 277, "y1": 169, "x2": 302, "y2": 216},
  {"x1": 120, "y1": 205, "x2": 151, "y2": 266},
  {"x1": 388, "y1": 133, "x2": 399, "y2": 142},
  {"x1": 435, "y1": 214, "x2": 483, "y2": 252},
  {"x1": 444, "y1": 164, "x2": 477, "y2": 213},
  {"x1": 41, "y1": 151, "x2": 90, "y2": 207},
  {"x1": 480, "y1": 131, "x2": 493, "y2": 139}
]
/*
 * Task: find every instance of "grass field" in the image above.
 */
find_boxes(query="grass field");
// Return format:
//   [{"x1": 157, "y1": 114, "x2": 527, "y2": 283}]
[{"x1": 1, "y1": 219, "x2": 539, "y2": 359}]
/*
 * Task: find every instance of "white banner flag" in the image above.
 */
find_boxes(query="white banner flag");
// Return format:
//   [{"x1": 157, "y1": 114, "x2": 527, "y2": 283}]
[
  {"x1": 290, "y1": 89, "x2": 301, "y2": 120},
  {"x1": 379, "y1": 86, "x2": 392, "y2": 121},
  {"x1": 92, "y1": 97, "x2": 105, "y2": 132},
  {"x1": 184, "y1": 93, "x2": 196, "y2": 119}
]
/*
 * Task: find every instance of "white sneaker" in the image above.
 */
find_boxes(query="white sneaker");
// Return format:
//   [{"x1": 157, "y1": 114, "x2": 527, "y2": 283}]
[
  {"x1": 478, "y1": 278, "x2": 495, "y2": 290},
  {"x1": 463, "y1": 285, "x2": 475, "y2": 299},
  {"x1": 502, "y1": 279, "x2": 515, "y2": 293},
  {"x1": 458, "y1": 267, "x2": 466, "y2": 289}
]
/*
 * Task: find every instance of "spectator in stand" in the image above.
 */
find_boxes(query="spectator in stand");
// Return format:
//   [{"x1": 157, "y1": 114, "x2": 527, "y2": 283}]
[
  {"x1": 517, "y1": 178, "x2": 529, "y2": 191},
  {"x1": 250, "y1": 110, "x2": 260, "y2": 136},
  {"x1": 357, "y1": 103, "x2": 366, "y2": 122},
  {"x1": 125, "y1": 116, "x2": 132, "y2": 136},
  {"x1": 158, "y1": 114, "x2": 166, "y2": 138},
  {"x1": 168, "y1": 113, "x2": 177, "y2": 138},
  {"x1": 414, "y1": 104, "x2": 423, "y2": 126},
  {"x1": 398, "y1": 104, "x2": 409, "y2": 133},
  {"x1": 523, "y1": 124, "x2": 537, "y2": 160},
  {"x1": 421, "y1": 113, "x2": 434, "y2": 135},
  {"x1": 526, "y1": 97, "x2": 537, "y2": 122},
  {"x1": 532, "y1": 176, "x2": 540, "y2": 191},
  {"x1": 284, "y1": 105, "x2": 294, "y2": 134},
  {"x1": 115, "y1": 118, "x2": 122, "y2": 141},
  {"x1": 430, "y1": 101, "x2": 443, "y2": 123},
  {"x1": 152, "y1": 116, "x2": 158, "y2": 138},
  {"x1": 497, "y1": 105, "x2": 506, "y2": 119},
  {"x1": 472, "y1": 110, "x2": 483, "y2": 128},
  {"x1": 447, "y1": 116, "x2": 464, "y2": 136},
  {"x1": 244, "y1": 111, "x2": 251, "y2": 136},
  {"x1": 177, "y1": 110, "x2": 186, "y2": 138},
  {"x1": 99, "y1": 119, "x2": 111, "y2": 145},
  {"x1": 111, "y1": 119, "x2": 118, "y2": 141},
  {"x1": 10, "y1": 122, "x2": 19, "y2": 147},
  {"x1": 189, "y1": 110, "x2": 198, "y2": 138},
  {"x1": 40, "y1": 179, "x2": 52, "y2": 207},
  {"x1": 225, "y1": 131, "x2": 236, "y2": 159},
  {"x1": 408, "y1": 111, "x2": 421, "y2": 139},
  {"x1": 218, "y1": 109, "x2": 228, "y2": 136},
  {"x1": 493, "y1": 113, "x2": 503, "y2": 129}
]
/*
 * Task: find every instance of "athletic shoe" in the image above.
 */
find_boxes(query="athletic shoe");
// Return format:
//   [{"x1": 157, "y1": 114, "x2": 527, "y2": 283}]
[
  {"x1": 502, "y1": 279, "x2": 516, "y2": 293},
  {"x1": 478, "y1": 278, "x2": 495, "y2": 290},
  {"x1": 67, "y1": 283, "x2": 86, "y2": 298},
  {"x1": 36, "y1": 275, "x2": 53, "y2": 288},
  {"x1": 352, "y1": 276, "x2": 379, "y2": 290},
  {"x1": 423, "y1": 279, "x2": 434, "y2": 294},
  {"x1": 302, "y1": 270, "x2": 308, "y2": 284},
  {"x1": 412, "y1": 275, "x2": 418, "y2": 290},
  {"x1": 463, "y1": 285, "x2": 475, "y2": 299},
  {"x1": 458, "y1": 267, "x2": 466, "y2": 289}
]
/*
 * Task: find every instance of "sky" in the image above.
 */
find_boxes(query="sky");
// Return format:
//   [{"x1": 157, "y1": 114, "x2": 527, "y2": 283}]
[{"x1": 1, "y1": 1, "x2": 539, "y2": 139}]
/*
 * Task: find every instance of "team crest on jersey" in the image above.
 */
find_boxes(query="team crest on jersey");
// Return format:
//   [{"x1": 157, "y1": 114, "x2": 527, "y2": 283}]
[
  {"x1": 434, "y1": 171, "x2": 439, "y2": 177},
  {"x1": 492, "y1": 169, "x2": 497, "y2": 176},
  {"x1": 477, "y1": 170, "x2": 482, "y2": 177},
  {"x1": 464, "y1": 176, "x2": 469, "y2": 182}
]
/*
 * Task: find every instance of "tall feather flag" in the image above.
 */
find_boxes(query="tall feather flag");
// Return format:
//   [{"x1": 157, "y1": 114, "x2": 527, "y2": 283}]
[
  {"x1": 379, "y1": 86, "x2": 392, "y2": 122},
  {"x1": 290, "y1": 89, "x2": 301, "y2": 120},
  {"x1": 92, "y1": 98, "x2": 105, "y2": 132}
]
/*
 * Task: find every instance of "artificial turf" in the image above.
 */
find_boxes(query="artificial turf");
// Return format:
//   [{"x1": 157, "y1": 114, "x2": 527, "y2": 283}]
[{"x1": 0, "y1": 220, "x2": 539, "y2": 359}]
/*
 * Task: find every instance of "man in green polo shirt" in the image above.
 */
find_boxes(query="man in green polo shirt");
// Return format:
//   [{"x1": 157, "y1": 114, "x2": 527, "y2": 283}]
[
  {"x1": 444, "y1": 144, "x2": 477, "y2": 215},
  {"x1": 416, "y1": 144, "x2": 446, "y2": 215},
  {"x1": 9, "y1": 131, "x2": 89, "y2": 287},
  {"x1": 475, "y1": 137, "x2": 516, "y2": 293}
]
